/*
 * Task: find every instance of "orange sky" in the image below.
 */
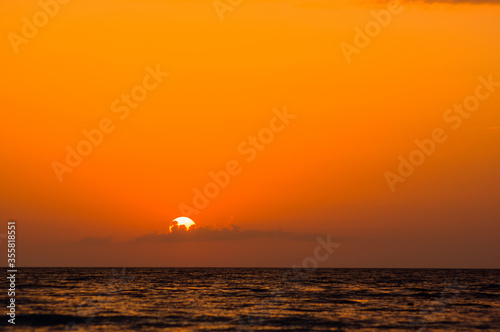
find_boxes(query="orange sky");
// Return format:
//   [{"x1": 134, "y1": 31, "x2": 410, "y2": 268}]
[{"x1": 1, "y1": 0, "x2": 499, "y2": 267}]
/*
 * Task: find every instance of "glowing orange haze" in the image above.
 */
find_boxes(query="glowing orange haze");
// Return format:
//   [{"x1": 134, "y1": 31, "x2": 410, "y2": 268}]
[{"x1": 0, "y1": 0, "x2": 499, "y2": 267}]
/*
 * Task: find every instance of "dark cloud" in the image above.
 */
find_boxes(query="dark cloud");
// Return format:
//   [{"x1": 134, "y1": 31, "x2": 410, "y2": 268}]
[{"x1": 135, "y1": 224, "x2": 321, "y2": 242}]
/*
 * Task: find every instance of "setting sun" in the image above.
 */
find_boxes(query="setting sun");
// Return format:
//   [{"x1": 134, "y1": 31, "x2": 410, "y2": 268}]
[
  {"x1": 1, "y1": 0, "x2": 499, "y2": 330},
  {"x1": 170, "y1": 217, "x2": 196, "y2": 232}
]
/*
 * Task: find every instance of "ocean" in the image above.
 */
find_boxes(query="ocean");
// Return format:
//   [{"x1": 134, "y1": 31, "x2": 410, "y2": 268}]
[{"x1": 6, "y1": 268, "x2": 500, "y2": 331}]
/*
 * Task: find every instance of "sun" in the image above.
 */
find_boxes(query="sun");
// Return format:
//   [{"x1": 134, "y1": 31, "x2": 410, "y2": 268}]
[{"x1": 170, "y1": 217, "x2": 196, "y2": 232}]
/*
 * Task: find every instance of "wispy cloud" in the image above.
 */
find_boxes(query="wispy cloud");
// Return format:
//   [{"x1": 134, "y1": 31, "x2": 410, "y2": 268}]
[
  {"x1": 77, "y1": 236, "x2": 112, "y2": 245},
  {"x1": 296, "y1": 0, "x2": 500, "y2": 7},
  {"x1": 135, "y1": 224, "x2": 321, "y2": 242},
  {"x1": 410, "y1": 0, "x2": 500, "y2": 3}
]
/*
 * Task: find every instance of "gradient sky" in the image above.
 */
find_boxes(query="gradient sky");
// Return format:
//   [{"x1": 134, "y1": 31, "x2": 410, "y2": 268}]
[{"x1": 1, "y1": 0, "x2": 499, "y2": 267}]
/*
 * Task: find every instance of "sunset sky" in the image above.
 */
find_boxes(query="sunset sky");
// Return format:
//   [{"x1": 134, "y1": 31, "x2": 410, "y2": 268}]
[{"x1": 1, "y1": 0, "x2": 499, "y2": 267}]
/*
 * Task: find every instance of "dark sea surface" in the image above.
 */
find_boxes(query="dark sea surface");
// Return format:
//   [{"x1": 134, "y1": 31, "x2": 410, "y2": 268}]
[{"x1": 6, "y1": 268, "x2": 500, "y2": 331}]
